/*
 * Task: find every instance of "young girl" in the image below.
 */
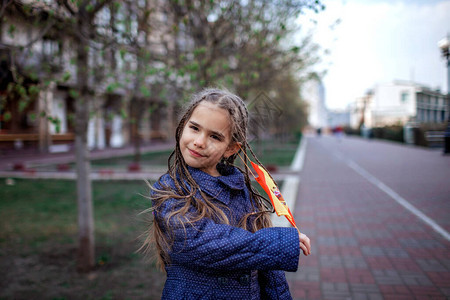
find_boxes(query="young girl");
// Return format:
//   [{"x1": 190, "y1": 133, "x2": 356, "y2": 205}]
[{"x1": 142, "y1": 88, "x2": 311, "y2": 299}]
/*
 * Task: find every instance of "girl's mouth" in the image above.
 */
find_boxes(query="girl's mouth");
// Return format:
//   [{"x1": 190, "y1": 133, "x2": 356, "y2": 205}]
[{"x1": 188, "y1": 149, "x2": 204, "y2": 158}]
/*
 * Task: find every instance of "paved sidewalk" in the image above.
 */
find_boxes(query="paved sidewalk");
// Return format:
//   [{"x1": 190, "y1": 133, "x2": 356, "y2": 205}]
[
  {"x1": 287, "y1": 136, "x2": 450, "y2": 300},
  {"x1": 0, "y1": 142, "x2": 175, "y2": 171},
  {"x1": 0, "y1": 142, "x2": 176, "y2": 180}
]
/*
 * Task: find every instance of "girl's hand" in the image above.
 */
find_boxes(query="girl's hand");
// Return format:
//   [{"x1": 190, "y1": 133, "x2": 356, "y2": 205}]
[{"x1": 299, "y1": 232, "x2": 311, "y2": 256}]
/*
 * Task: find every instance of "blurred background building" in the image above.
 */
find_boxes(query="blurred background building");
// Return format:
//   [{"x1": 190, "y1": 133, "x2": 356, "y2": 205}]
[
  {"x1": 349, "y1": 80, "x2": 448, "y2": 146},
  {"x1": 302, "y1": 76, "x2": 327, "y2": 130},
  {"x1": 351, "y1": 81, "x2": 448, "y2": 128}
]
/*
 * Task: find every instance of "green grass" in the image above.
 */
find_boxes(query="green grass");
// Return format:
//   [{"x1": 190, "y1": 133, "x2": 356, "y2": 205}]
[
  {"x1": 244, "y1": 137, "x2": 300, "y2": 167},
  {"x1": 0, "y1": 179, "x2": 164, "y2": 299},
  {"x1": 251, "y1": 146, "x2": 298, "y2": 167},
  {"x1": 0, "y1": 179, "x2": 151, "y2": 250},
  {"x1": 90, "y1": 149, "x2": 173, "y2": 167}
]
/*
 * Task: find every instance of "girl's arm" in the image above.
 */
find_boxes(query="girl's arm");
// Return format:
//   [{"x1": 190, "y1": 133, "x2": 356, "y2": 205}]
[{"x1": 156, "y1": 198, "x2": 300, "y2": 272}]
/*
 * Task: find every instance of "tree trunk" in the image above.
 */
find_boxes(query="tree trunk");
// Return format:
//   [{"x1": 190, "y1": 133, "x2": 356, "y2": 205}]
[
  {"x1": 74, "y1": 103, "x2": 94, "y2": 272},
  {"x1": 134, "y1": 128, "x2": 141, "y2": 163},
  {"x1": 38, "y1": 82, "x2": 54, "y2": 153},
  {"x1": 74, "y1": 18, "x2": 95, "y2": 273},
  {"x1": 131, "y1": 100, "x2": 142, "y2": 164}
]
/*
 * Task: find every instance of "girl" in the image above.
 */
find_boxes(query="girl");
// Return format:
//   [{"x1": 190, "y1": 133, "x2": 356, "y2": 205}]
[{"x1": 142, "y1": 88, "x2": 311, "y2": 299}]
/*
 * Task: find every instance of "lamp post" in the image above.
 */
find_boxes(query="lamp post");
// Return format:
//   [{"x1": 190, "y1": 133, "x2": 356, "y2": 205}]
[{"x1": 438, "y1": 35, "x2": 450, "y2": 154}]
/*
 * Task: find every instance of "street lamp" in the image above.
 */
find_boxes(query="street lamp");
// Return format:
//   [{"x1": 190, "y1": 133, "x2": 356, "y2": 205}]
[{"x1": 438, "y1": 35, "x2": 450, "y2": 154}]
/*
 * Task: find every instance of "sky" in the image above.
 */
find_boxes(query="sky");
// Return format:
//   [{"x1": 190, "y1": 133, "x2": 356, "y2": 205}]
[{"x1": 297, "y1": 0, "x2": 450, "y2": 109}]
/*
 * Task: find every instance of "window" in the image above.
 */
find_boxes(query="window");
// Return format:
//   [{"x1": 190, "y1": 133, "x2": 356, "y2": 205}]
[
  {"x1": 42, "y1": 39, "x2": 60, "y2": 58},
  {"x1": 401, "y1": 91, "x2": 409, "y2": 103},
  {"x1": 41, "y1": 38, "x2": 62, "y2": 69}
]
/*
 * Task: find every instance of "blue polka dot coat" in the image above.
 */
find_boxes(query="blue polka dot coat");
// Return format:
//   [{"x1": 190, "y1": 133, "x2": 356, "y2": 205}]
[{"x1": 152, "y1": 166, "x2": 300, "y2": 299}]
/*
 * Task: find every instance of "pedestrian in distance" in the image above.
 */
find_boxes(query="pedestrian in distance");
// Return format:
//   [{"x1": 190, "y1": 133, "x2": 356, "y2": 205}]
[{"x1": 140, "y1": 88, "x2": 311, "y2": 299}]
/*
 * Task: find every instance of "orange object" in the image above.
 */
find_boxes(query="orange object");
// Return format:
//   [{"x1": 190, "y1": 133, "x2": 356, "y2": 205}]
[{"x1": 250, "y1": 162, "x2": 297, "y2": 228}]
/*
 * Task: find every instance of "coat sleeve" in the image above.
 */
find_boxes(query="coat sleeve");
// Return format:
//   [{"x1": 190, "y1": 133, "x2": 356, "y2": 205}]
[{"x1": 154, "y1": 195, "x2": 300, "y2": 273}]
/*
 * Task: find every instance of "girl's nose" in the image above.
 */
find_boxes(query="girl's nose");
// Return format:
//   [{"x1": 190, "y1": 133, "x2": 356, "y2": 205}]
[{"x1": 194, "y1": 134, "x2": 206, "y2": 148}]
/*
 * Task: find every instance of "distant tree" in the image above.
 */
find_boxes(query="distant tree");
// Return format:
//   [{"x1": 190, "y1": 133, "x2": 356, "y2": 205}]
[
  {"x1": 160, "y1": 0, "x2": 324, "y2": 135},
  {"x1": 109, "y1": 0, "x2": 154, "y2": 165},
  {"x1": 272, "y1": 73, "x2": 310, "y2": 138},
  {"x1": 106, "y1": 0, "x2": 175, "y2": 164}
]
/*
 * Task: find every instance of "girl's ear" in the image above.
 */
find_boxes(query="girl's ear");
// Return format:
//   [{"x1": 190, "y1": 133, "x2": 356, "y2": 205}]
[{"x1": 224, "y1": 142, "x2": 241, "y2": 159}]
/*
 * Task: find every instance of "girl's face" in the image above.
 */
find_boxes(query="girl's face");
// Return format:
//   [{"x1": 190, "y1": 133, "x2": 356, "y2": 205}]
[{"x1": 180, "y1": 101, "x2": 240, "y2": 177}]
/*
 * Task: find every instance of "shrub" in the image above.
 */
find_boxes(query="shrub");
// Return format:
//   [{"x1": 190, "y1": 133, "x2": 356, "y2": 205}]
[{"x1": 371, "y1": 125, "x2": 404, "y2": 143}]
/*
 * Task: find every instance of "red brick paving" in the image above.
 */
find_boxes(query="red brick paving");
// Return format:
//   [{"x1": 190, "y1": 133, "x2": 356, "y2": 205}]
[{"x1": 286, "y1": 136, "x2": 450, "y2": 299}]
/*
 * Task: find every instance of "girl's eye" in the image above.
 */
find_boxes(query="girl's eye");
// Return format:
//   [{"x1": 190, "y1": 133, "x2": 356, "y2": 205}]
[
  {"x1": 189, "y1": 125, "x2": 199, "y2": 131},
  {"x1": 211, "y1": 135, "x2": 222, "y2": 141}
]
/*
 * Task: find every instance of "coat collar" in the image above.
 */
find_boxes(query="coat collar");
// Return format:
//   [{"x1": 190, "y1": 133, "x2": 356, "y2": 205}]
[
  {"x1": 187, "y1": 165, "x2": 245, "y2": 205},
  {"x1": 188, "y1": 165, "x2": 245, "y2": 190}
]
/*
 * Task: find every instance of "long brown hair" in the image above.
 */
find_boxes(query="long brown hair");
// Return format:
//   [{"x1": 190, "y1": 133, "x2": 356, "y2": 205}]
[{"x1": 140, "y1": 88, "x2": 274, "y2": 269}]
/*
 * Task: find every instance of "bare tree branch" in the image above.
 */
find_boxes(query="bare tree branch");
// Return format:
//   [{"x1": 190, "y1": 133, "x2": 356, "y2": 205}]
[
  {"x1": 56, "y1": 0, "x2": 76, "y2": 15},
  {"x1": 0, "y1": 0, "x2": 13, "y2": 18}
]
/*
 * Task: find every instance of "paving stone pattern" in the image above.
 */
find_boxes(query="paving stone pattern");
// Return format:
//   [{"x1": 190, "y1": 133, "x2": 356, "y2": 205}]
[{"x1": 286, "y1": 136, "x2": 450, "y2": 300}]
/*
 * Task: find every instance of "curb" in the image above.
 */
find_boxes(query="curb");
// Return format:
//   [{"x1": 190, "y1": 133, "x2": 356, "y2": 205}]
[{"x1": 271, "y1": 137, "x2": 307, "y2": 227}]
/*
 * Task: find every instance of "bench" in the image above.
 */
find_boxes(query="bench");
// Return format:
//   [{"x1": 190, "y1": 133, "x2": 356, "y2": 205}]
[
  {"x1": 0, "y1": 133, "x2": 75, "y2": 150},
  {"x1": 425, "y1": 131, "x2": 444, "y2": 148},
  {"x1": 0, "y1": 133, "x2": 75, "y2": 142}
]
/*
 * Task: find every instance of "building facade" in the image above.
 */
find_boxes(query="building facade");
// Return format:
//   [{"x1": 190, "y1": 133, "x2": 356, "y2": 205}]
[
  {"x1": 415, "y1": 88, "x2": 448, "y2": 124},
  {"x1": 351, "y1": 81, "x2": 448, "y2": 129},
  {"x1": 302, "y1": 77, "x2": 328, "y2": 130},
  {"x1": 327, "y1": 108, "x2": 351, "y2": 129}
]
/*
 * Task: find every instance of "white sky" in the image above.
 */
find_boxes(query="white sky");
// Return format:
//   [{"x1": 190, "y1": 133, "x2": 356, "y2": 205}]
[{"x1": 298, "y1": 0, "x2": 450, "y2": 109}]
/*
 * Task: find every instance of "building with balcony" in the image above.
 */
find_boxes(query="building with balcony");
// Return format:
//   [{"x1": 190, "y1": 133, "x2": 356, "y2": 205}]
[
  {"x1": 351, "y1": 81, "x2": 448, "y2": 129},
  {"x1": 415, "y1": 88, "x2": 448, "y2": 124}
]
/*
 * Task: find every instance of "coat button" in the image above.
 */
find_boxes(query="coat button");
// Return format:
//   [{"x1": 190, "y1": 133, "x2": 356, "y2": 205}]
[
  {"x1": 218, "y1": 277, "x2": 229, "y2": 286},
  {"x1": 239, "y1": 274, "x2": 251, "y2": 286}
]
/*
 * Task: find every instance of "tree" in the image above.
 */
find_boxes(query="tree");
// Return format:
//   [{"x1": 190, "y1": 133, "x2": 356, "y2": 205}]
[
  {"x1": 120, "y1": 0, "x2": 168, "y2": 165},
  {"x1": 160, "y1": 0, "x2": 324, "y2": 136},
  {"x1": 1, "y1": 0, "x2": 124, "y2": 272},
  {"x1": 51, "y1": 0, "x2": 118, "y2": 272},
  {"x1": 101, "y1": 0, "x2": 175, "y2": 166}
]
